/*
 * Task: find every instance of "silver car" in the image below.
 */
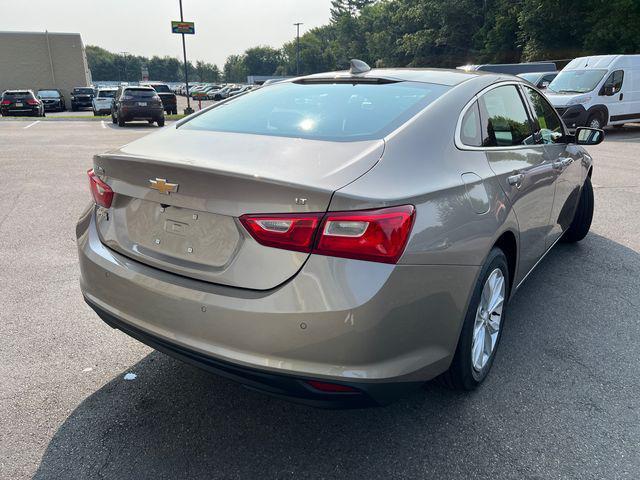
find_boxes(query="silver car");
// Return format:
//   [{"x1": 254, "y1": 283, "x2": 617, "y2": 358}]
[{"x1": 77, "y1": 61, "x2": 603, "y2": 407}]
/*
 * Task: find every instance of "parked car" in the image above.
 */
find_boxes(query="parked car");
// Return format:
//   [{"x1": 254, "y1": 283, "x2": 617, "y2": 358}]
[
  {"x1": 517, "y1": 71, "x2": 558, "y2": 89},
  {"x1": 78, "y1": 60, "x2": 602, "y2": 407},
  {"x1": 111, "y1": 85, "x2": 165, "y2": 127},
  {"x1": 545, "y1": 54, "x2": 640, "y2": 129},
  {"x1": 213, "y1": 85, "x2": 243, "y2": 100},
  {"x1": 191, "y1": 85, "x2": 219, "y2": 100},
  {"x1": 228, "y1": 85, "x2": 254, "y2": 97},
  {"x1": 460, "y1": 62, "x2": 558, "y2": 75},
  {"x1": 142, "y1": 83, "x2": 178, "y2": 115},
  {"x1": 0, "y1": 90, "x2": 45, "y2": 117},
  {"x1": 70, "y1": 87, "x2": 95, "y2": 111},
  {"x1": 37, "y1": 89, "x2": 66, "y2": 112},
  {"x1": 92, "y1": 88, "x2": 117, "y2": 116}
]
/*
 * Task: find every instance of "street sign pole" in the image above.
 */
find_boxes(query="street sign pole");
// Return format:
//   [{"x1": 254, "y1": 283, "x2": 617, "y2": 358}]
[{"x1": 179, "y1": 0, "x2": 193, "y2": 114}]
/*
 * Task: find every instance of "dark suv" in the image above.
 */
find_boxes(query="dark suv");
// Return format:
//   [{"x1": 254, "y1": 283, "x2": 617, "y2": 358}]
[
  {"x1": 70, "y1": 87, "x2": 95, "y2": 111},
  {"x1": 142, "y1": 83, "x2": 178, "y2": 115},
  {"x1": 111, "y1": 86, "x2": 165, "y2": 127},
  {"x1": 1, "y1": 90, "x2": 45, "y2": 117},
  {"x1": 37, "y1": 89, "x2": 66, "y2": 112}
]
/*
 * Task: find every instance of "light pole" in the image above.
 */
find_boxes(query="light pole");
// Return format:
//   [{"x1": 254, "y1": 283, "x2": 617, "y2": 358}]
[
  {"x1": 179, "y1": 0, "x2": 193, "y2": 114},
  {"x1": 293, "y1": 22, "x2": 303, "y2": 75},
  {"x1": 120, "y1": 52, "x2": 129, "y2": 82}
]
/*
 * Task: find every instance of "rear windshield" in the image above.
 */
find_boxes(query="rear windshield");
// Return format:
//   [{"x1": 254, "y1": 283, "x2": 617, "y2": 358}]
[
  {"x1": 124, "y1": 89, "x2": 157, "y2": 98},
  {"x1": 73, "y1": 88, "x2": 94, "y2": 94},
  {"x1": 518, "y1": 73, "x2": 539, "y2": 82},
  {"x1": 98, "y1": 90, "x2": 116, "y2": 98},
  {"x1": 183, "y1": 81, "x2": 450, "y2": 141},
  {"x1": 150, "y1": 84, "x2": 171, "y2": 93},
  {"x1": 38, "y1": 90, "x2": 60, "y2": 98},
  {"x1": 3, "y1": 91, "x2": 33, "y2": 99}
]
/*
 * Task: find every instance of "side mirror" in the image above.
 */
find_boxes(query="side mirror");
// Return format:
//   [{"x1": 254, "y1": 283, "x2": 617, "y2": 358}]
[
  {"x1": 575, "y1": 127, "x2": 604, "y2": 146},
  {"x1": 540, "y1": 81, "x2": 550, "y2": 89}
]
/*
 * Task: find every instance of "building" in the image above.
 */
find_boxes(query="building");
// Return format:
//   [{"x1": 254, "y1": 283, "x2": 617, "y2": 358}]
[{"x1": 0, "y1": 31, "x2": 92, "y2": 108}]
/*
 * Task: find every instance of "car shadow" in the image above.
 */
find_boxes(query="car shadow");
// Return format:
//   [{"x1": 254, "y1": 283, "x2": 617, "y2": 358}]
[{"x1": 33, "y1": 233, "x2": 639, "y2": 479}]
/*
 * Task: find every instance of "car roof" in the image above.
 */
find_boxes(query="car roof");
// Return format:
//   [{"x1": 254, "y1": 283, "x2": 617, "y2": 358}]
[
  {"x1": 124, "y1": 86, "x2": 155, "y2": 90},
  {"x1": 297, "y1": 67, "x2": 491, "y2": 86},
  {"x1": 3, "y1": 89, "x2": 32, "y2": 93}
]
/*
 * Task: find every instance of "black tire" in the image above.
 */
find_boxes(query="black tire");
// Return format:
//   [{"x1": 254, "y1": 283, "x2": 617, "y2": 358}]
[
  {"x1": 562, "y1": 176, "x2": 594, "y2": 243},
  {"x1": 586, "y1": 111, "x2": 605, "y2": 129},
  {"x1": 172, "y1": 108, "x2": 178, "y2": 115},
  {"x1": 117, "y1": 115, "x2": 126, "y2": 127},
  {"x1": 440, "y1": 248, "x2": 510, "y2": 390},
  {"x1": 157, "y1": 117, "x2": 165, "y2": 127},
  {"x1": 111, "y1": 113, "x2": 117, "y2": 124}
]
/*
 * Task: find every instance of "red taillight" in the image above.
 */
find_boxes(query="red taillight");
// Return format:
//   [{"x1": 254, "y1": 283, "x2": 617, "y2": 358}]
[
  {"x1": 26, "y1": 98, "x2": 39, "y2": 106},
  {"x1": 316, "y1": 206, "x2": 415, "y2": 264},
  {"x1": 1, "y1": 100, "x2": 11, "y2": 105},
  {"x1": 87, "y1": 169, "x2": 114, "y2": 208},
  {"x1": 239, "y1": 213, "x2": 322, "y2": 253},
  {"x1": 305, "y1": 380, "x2": 358, "y2": 393},
  {"x1": 240, "y1": 205, "x2": 415, "y2": 264}
]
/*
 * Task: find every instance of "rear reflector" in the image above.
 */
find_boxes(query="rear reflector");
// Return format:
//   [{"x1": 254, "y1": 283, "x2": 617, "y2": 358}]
[
  {"x1": 239, "y1": 213, "x2": 322, "y2": 253},
  {"x1": 305, "y1": 380, "x2": 359, "y2": 393},
  {"x1": 0, "y1": 100, "x2": 11, "y2": 105},
  {"x1": 240, "y1": 205, "x2": 415, "y2": 264},
  {"x1": 87, "y1": 169, "x2": 114, "y2": 208}
]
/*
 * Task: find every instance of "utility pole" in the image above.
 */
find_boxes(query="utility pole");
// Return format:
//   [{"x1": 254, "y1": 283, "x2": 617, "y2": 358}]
[
  {"x1": 179, "y1": 0, "x2": 194, "y2": 114},
  {"x1": 293, "y1": 22, "x2": 303, "y2": 75},
  {"x1": 120, "y1": 52, "x2": 129, "y2": 82}
]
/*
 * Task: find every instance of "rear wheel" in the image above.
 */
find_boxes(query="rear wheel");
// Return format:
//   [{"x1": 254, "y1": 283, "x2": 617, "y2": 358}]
[
  {"x1": 111, "y1": 113, "x2": 117, "y2": 124},
  {"x1": 441, "y1": 248, "x2": 509, "y2": 390},
  {"x1": 562, "y1": 176, "x2": 594, "y2": 243},
  {"x1": 117, "y1": 115, "x2": 125, "y2": 127},
  {"x1": 587, "y1": 111, "x2": 605, "y2": 129},
  {"x1": 157, "y1": 118, "x2": 165, "y2": 127}
]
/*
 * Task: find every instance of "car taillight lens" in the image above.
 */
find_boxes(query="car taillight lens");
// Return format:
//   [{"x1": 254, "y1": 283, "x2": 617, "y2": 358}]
[
  {"x1": 87, "y1": 169, "x2": 114, "y2": 208},
  {"x1": 316, "y1": 206, "x2": 415, "y2": 263},
  {"x1": 239, "y1": 213, "x2": 322, "y2": 253},
  {"x1": 0, "y1": 100, "x2": 11, "y2": 105},
  {"x1": 240, "y1": 205, "x2": 415, "y2": 264},
  {"x1": 26, "y1": 98, "x2": 39, "y2": 105}
]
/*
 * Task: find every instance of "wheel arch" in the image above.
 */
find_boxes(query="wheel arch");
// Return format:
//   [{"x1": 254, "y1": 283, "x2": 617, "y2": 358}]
[
  {"x1": 492, "y1": 230, "x2": 518, "y2": 296},
  {"x1": 587, "y1": 104, "x2": 609, "y2": 126}
]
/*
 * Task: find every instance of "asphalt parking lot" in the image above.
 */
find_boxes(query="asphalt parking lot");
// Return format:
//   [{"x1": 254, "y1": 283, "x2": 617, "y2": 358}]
[{"x1": 0, "y1": 120, "x2": 638, "y2": 479}]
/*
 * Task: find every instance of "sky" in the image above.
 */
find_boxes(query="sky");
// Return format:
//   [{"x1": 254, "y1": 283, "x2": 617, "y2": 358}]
[{"x1": 0, "y1": 0, "x2": 333, "y2": 66}]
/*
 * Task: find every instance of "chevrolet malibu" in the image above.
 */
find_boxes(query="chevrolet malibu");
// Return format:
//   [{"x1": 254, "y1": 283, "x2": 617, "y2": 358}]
[{"x1": 77, "y1": 61, "x2": 603, "y2": 407}]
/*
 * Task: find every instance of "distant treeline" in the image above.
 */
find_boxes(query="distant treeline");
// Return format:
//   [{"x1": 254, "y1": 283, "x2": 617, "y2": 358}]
[{"x1": 87, "y1": 0, "x2": 640, "y2": 83}]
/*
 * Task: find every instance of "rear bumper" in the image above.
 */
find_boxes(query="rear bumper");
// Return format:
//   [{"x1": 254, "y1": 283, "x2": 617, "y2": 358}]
[
  {"x1": 120, "y1": 106, "x2": 164, "y2": 120},
  {"x1": 1, "y1": 106, "x2": 40, "y2": 115},
  {"x1": 77, "y1": 207, "x2": 478, "y2": 405}
]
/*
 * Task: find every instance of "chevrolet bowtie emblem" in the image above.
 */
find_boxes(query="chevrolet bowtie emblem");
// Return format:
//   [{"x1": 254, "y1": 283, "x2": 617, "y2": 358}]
[{"x1": 149, "y1": 178, "x2": 179, "y2": 195}]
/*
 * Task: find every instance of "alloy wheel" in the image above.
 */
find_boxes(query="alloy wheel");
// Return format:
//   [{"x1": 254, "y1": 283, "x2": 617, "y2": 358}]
[{"x1": 471, "y1": 268, "x2": 505, "y2": 372}]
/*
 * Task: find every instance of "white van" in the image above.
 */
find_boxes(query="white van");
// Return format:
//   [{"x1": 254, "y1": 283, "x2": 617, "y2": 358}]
[{"x1": 545, "y1": 54, "x2": 640, "y2": 129}]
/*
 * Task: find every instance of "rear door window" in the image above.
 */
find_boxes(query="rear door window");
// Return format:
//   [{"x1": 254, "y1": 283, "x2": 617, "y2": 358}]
[
  {"x1": 459, "y1": 102, "x2": 482, "y2": 147},
  {"x1": 478, "y1": 85, "x2": 534, "y2": 147}
]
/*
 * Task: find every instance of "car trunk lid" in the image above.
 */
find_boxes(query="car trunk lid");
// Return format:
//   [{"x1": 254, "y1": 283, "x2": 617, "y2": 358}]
[{"x1": 93, "y1": 127, "x2": 383, "y2": 289}]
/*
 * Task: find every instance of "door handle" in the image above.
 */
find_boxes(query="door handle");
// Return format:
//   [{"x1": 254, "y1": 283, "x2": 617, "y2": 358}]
[
  {"x1": 507, "y1": 173, "x2": 524, "y2": 188},
  {"x1": 553, "y1": 158, "x2": 572, "y2": 170},
  {"x1": 619, "y1": 93, "x2": 624, "y2": 101}
]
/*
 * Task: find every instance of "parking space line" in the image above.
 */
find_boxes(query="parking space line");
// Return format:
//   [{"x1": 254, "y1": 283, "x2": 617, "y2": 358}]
[
  {"x1": 23, "y1": 121, "x2": 40, "y2": 129},
  {"x1": 101, "y1": 120, "x2": 106, "y2": 129}
]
